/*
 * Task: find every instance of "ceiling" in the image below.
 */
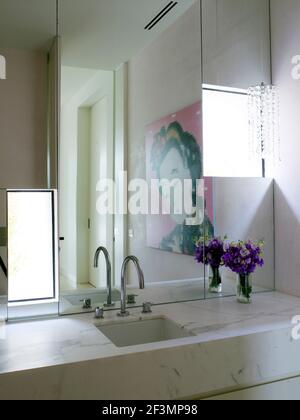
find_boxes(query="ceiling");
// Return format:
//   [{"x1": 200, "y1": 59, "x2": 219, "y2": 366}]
[
  {"x1": 0, "y1": 0, "x2": 57, "y2": 51},
  {"x1": 0, "y1": 0, "x2": 197, "y2": 68},
  {"x1": 59, "y1": 0, "x2": 197, "y2": 70},
  {"x1": 61, "y1": 66, "x2": 101, "y2": 106}
]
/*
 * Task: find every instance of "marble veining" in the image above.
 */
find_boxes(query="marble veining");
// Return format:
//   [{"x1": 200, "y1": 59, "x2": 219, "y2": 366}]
[{"x1": 0, "y1": 292, "x2": 300, "y2": 399}]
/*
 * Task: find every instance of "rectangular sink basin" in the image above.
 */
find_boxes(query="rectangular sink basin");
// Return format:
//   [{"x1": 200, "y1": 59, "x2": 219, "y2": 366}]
[{"x1": 97, "y1": 317, "x2": 194, "y2": 347}]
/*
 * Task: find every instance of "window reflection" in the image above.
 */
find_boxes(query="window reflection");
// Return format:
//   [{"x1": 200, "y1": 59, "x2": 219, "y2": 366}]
[{"x1": 7, "y1": 191, "x2": 58, "y2": 304}]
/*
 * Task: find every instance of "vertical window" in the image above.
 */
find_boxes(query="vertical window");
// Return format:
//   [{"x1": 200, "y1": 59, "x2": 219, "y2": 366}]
[
  {"x1": 203, "y1": 85, "x2": 262, "y2": 177},
  {"x1": 7, "y1": 190, "x2": 58, "y2": 304}
]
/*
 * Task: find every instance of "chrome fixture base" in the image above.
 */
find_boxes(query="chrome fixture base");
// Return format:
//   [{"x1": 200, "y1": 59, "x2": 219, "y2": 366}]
[
  {"x1": 81, "y1": 299, "x2": 92, "y2": 309},
  {"x1": 142, "y1": 302, "x2": 152, "y2": 314},
  {"x1": 104, "y1": 302, "x2": 115, "y2": 308},
  {"x1": 95, "y1": 307, "x2": 104, "y2": 319},
  {"x1": 117, "y1": 311, "x2": 130, "y2": 318}
]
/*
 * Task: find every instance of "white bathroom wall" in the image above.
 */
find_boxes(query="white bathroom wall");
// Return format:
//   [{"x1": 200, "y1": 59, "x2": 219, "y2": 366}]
[
  {"x1": 77, "y1": 108, "x2": 91, "y2": 285},
  {"x1": 59, "y1": 69, "x2": 114, "y2": 289},
  {"x1": 0, "y1": 48, "x2": 48, "y2": 188},
  {"x1": 202, "y1": 0, "x2": 271, "y2": 88},
  {"x1": 89, "y1": 97, "x2": 112, "y2": 288},
  {"x1": 114, "y1": 64, "x2": 128, "y2": 286},
  {"x1": 271, "y1": 0, "x2": 300, "y2": 296},
  {"x1": 213, "y1": 177, "x2": 274, "y2": 289}
]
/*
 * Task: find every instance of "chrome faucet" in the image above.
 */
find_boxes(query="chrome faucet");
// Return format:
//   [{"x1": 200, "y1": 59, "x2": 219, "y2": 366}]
[
  {"x1": 94, "y1": 246, "x2": 115, "y2": 307},
  {"x1": 118, "y1": 256, "x2": 145, "y2": 317}
]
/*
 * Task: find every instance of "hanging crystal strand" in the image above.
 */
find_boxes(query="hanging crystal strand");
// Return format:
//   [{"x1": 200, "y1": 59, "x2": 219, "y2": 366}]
[
  {"x1": 248, "y1": 83, "x2": 280, "y2": 172},
  {"x1": 256, "y1": 84, "x2": 263, "y2": 159},
  {"x1": 273, "y1": 86, "x2": 280, "y2": 163},
  {"x1": 248, "y1": 85, "x2": 262, "y2": 161},
  {"x1": 266, "y1": 85, "x2": 280, "y2": 166},
  {"x1": 261, "y1": 82, "x2": 269, "y2": 161},
  {"x1": 268, "y1": 85, "x2": 274, "y2": 161},
  {"x1": 248, "y1": 87, "x2": 255, "y2": 160}
]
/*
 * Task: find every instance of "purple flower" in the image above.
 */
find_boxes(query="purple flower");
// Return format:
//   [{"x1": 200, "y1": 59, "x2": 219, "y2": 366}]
[
  {"x1": 223, "y1": 240, "x2": 265, "y2": 275},
  {"x1": 195, "y1": 237, "x2": 226, "y2": 269}
]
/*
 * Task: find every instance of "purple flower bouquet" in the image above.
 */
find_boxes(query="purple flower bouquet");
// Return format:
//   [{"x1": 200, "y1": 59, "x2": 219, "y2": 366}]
[
  {"x1": 223, "y1": 240, "x2": 264, "y2": 303},
  {"x1": 195, "y1": 237, "x2": 226, "y2": 293}
]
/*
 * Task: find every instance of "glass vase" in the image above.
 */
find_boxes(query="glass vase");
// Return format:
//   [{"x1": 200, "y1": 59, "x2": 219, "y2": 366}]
[
  {"x1": 237, "y1": 274, "x2": 252, "y2": 304},
  {"x1": 209, "y1": 266, "x2": 222, "y2": 293}
]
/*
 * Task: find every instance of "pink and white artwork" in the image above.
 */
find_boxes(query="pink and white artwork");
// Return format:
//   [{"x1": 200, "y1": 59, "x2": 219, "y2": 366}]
[{"x1": 146, "y1": 102, "x2": 214, "y2": 256}]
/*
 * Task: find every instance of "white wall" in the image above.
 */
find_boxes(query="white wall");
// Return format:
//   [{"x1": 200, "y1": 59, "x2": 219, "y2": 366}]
[
  {"x1": 114, "y1": 64, "x2": 128, "y2": 285},
  {"x1": 213, "y1": 177, "x2": 274, "y2": 290},
  {"x1": 59, "y1": 69, "x2": 114, "y2": 288},
  {"x1": 0, "y1": 48, "x2": 48, "y2": 188},
  {"x1": 89, "y1": 97, "x2": 112, "y2": 288},
  {"x1": 202, "y1": 0, "x2": 271, "y2": 88},
  {"x1": 77, "y1": 108, "x2": 91, "y2": 285},
  {"x1": 271, "y1": 0, "x2": 300, "y2": 296}
]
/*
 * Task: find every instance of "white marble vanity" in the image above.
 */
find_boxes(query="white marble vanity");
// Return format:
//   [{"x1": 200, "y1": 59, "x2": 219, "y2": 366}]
[{"x1": 0, "y1": 292, "x2": 300, "y2": 400}]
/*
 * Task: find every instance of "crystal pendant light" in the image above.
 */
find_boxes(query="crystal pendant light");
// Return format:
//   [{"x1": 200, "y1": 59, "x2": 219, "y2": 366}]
[{"x1": 248, "y1": 83, "x2": 280, "y2": 176}]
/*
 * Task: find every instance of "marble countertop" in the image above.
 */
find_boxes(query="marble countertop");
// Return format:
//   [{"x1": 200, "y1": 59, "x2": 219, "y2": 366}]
[{"x1": 1, "y1": 292, "x2": 300, "y2": 399}]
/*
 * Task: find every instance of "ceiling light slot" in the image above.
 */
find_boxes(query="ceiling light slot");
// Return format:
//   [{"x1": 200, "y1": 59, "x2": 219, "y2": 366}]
[{"x1": 144, "y1": 1, "x2": 178, "y2": 31}]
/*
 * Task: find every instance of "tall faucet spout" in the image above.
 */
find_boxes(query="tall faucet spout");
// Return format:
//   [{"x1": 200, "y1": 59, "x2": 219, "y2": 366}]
[
  {"x1": 118, "y1": 256, "x2": 145, "y2": 317},
  {"x1": 94, "y1": 246, "x2": 114, "y2": 307}
]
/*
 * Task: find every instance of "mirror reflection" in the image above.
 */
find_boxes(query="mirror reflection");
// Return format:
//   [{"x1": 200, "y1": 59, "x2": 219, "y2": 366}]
[
  {"x1": 0, "y1": 0, "x2": 58, "y2": 189},
  {"x1": 4, "y1": 190, "x2": 59, "y2": 321},
  {"x1": 58, "y1": 0, "x2": 275, "y2": 315},
  {"x1": 202, "y1": 0, "x2": 271, "y2": 89},
  {"x1": 206, "y1": 177, "x2": 274, "y2": 299},
  {"x1": 59, "y1": 0, "x2": 204, "y2": 314},
  {"x1": 0, "y1": 190, "x2": 7, "y2": 322},
  {"x1": 0, "y1": 0, "x2": 58, "y2": 320}
]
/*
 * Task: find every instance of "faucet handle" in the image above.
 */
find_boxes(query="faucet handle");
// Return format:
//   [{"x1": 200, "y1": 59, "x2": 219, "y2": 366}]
[
  {"x1": 95, "y1": 307, "x2": 104, "y2": 319},
  {"x1": 142, "y1": 302, "x2": 152, "y2": 314},
  {"x1": 80, "y1": 298, "x2": 92, "y2": 309},
  {"x1": 127, "y1": 294, "x2": 138, "y2": 305}
]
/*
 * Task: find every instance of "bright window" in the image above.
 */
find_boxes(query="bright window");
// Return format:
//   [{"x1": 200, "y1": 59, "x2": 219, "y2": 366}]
[
  {"x1": 7, "y1": 190, "x2": 58, "y2": 304},
  {"x1": 203, "y1": 85, "x2": 262, "y2": 177}
]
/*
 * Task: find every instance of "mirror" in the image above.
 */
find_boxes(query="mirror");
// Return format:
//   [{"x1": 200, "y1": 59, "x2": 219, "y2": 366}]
[
  {"x1": 0, "y1": 0, "x2": 58, "y2": 189},
  {"x1": 0, "y1": 190, "x2": 7, "y2": 322},
  {"x1": 201, "y1": 0, "x2": 274, "y2": 299},
  {"x1": 58, "y1": 0, "x2": 205, "y2": 314},
  {"x1": 0, "y1": 1, "x2": 58, "y2": 319},
  {"x1": 58, "y1": 0, "x2": 274, "y2": 315},
  {"x1": 206, "y1": 177, "x2": 274, "y2": 298},
  {"x1": 6, "y1": 190, "x2": 59, "y2": 320},
  {"x1": 201, "y1": 0, "x2": 271, "y2": 88}
]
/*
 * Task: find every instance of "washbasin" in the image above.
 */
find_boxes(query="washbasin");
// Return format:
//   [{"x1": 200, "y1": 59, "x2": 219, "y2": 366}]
[{"x1": 97, "y1": 317, "x2": 194, "y2": 347}]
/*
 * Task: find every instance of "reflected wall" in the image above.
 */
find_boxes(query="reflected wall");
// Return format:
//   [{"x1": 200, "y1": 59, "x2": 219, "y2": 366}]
[
  {"x1": 127, "y1": 1, "x2": 204, "y2": 284},
  {"x1": 202, "y1": 0, "x2": 271, "y2": 88},
  {"x1": 207, "y1": 177, "x2": 275, "y2": 298},
  {"x1": 0, "y1": 190, "x2": 7, "y2": 321}
]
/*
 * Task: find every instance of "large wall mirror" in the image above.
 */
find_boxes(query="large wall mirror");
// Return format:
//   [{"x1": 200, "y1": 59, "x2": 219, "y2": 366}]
[
  {"x1": 58, "y1": 0, "x2": 275, "y2": 315},
  {"x1": 0, "y1": 0, "x2": 58, "y2": 320},
  {"x1": 201, "y1": 0, "x2": 274, "y2": 299},
  {"x1": 0, "y1": 190, "x2": 7, "y2": 322}
]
